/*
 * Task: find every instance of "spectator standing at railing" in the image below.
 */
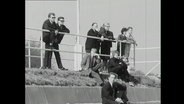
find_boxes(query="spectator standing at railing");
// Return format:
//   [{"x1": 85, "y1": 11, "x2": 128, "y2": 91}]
[
  {"x1": 41, "y1": 13, "x2": 68, "y2": 70},
  {"x1": 99, "y1": 23, "x2": 115, "y2": 70},
  {"x1": 51, "y1": 16, "x2": 70, "y2": 70},
  {"x1": 81, "y1": 48, "x2": 104, "y2": 86},
  {"x1": 85, "y1": 23, "x2": 101, "y2": 53},
  {"x1": 124, "y1": 27, "x2": 137, "y2": 62},
  {"x1": 41, "y1": 12, "x2": 58, "y2": 69},
  {"x1": 117, "y1": 27, "x2": 128, "y2": 57}
]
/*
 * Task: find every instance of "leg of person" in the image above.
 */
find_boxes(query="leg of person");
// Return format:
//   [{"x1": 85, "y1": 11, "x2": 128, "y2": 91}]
[
  {"x1": 47, "y1": 44, "x2": 53, "y2": 69},
  {"x1": 42, "y1": 43, "x2": 50, "y2": 69},
  {"x1": 90, "y1": 70, "x2": 103, "y2": 86},
  {"x1": 114, "y1": 82, "x2": 129, "y2": 103},
  {"x1": 124, "y1": 44, "x2": 131, "y2": 62},
  {"x1": 53, "y1": 44, "x2": 63, "y2": 69}
]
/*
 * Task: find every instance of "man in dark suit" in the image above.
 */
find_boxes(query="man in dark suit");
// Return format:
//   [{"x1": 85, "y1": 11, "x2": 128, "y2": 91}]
[
  {"x1": 85, "y1": 22, "x2": 101, "y2": 53},
  {"x1": 101, "y1": 72, "x2": 130, "y2": 104},
  {"x1": 41, "y1": 13, "x2": 68, "y2": 70},
  {"x1": 50, "y1": 16, "x2": 70, "y2": 70},
  {"x1": 99, "y1": 23, "x2": 115, "y2": 70},
  {"x1": 81, "y1": 48, "x2": 104, "y2": 86},
  {"x1": 107, "y1": 50, "x2": 135, "y2": 86},
  {"x1": 41, "y1": 12, "x2": 57, "y2": 69}
]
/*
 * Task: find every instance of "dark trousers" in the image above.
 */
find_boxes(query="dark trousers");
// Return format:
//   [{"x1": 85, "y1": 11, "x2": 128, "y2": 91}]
[
  {"x1": 43, "y1": 43, "x2": 63, "y2": 69},
  {"x1": 102, "y1": 82, "x2": 128, "y2": 104}
]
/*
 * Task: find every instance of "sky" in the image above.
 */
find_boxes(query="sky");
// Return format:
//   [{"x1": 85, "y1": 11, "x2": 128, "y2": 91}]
[{"x1": 25, "y1": 0, "x2": 160, "y2": 74}]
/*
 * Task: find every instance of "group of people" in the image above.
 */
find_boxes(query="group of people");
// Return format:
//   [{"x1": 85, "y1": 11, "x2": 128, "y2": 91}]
[
  {"x1": 81, "y1": 49, "x2": 134, "y2": 104},
  {"x1": 85, "y1": 22, "x2": 137, "y2": 65},
  {"x1": 41, "y1": 12, "x2": 70, "y2": 70},
  {"x1": 82, "y1": 22, "x2": 138, "y2": 104},
  {"x1": 40, "y1": 12, "x2": 138, "y2": 104}
]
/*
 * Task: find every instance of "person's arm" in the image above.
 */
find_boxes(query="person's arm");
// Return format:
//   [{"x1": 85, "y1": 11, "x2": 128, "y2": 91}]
[
  {"x1": 91, "y1": 56, "x2": 101, "y2": 71},
  {"x1": 107, "y1": 58, "x2": 123, "y2": 72},
  {"x1": 61, "y1": 25, "x2": 70, "y2": 33}
]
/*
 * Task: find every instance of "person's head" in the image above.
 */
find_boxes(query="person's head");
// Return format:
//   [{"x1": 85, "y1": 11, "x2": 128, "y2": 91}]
[
  {"x1": 91, "y1": 22, "x2": 98, "y2": 30},
  {"x1": 90, "y1": 48, "x2": 97, "y2": 56},
  {"x1": 58, "y1": 17, "x2": 65, "y2": 25},
  {"x1": 103, "y1": 23, "x2": 110, "y2": 31},
  {"x1": 48, "y1": 12, "x2": 56, "y2": 23},
  {"x1": 111, "y1": 50, "x2": 119, "y2": 58},
  {"x1": 108, "y1": 72, "x2": 118, "y2": 83},
  {"x1": 121, "y1": 27, "x2": 128, "y2": 34},
  {"x1": 127, "y1": 27, "x2": 133, "y2": 34}
]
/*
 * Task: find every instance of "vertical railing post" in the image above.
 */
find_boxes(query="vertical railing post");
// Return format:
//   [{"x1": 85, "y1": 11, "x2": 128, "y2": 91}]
[
  {"x1": 40, "y1": 33, "x2": 43, "y2": 69},
  {"x1": 120, "y1": 41, "x2": 122, "y2": 57},
  {"x1": 133, "y1": 43, "x2": 136, "y2": 68},
  {"x1": 28, "y1": 40, "x2": 31, "y2": 68}
]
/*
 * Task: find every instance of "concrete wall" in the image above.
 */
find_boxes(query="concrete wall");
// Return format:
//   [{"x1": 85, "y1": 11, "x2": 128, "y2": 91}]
[{"x1": 26, "y1": 86, "x2": 160, "y2": 104}]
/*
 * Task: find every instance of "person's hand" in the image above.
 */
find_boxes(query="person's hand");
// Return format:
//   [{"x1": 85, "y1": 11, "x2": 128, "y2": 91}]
[
  {"x1": 101, "y1": 36, "x2": 104, "y2": 41},
  {"x1": 115, "y1": 98, "x2": 123, "y2": 103},
  {"x1": 55, "y1": 30, "x2": 58, "y2": 35},
  {"x1": 94, "y1": 53, "x2": 100, "y2": 58}
]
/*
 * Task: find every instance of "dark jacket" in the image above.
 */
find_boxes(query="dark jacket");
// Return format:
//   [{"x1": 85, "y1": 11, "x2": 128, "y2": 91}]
[
  {"x1": 107, "y1": 57, "x2": 131, "y2": 82},
  {"x1": 99, "y1": 27, "x2": 115, "y2": 48},
  {"x1": 42, "y1": 19, "x2": 57, "y2": 43},
  {"x1": 54, "y1": 24, "x2": 70, "y2": 44},
  {"x1": 101, "y1": 81, "x2": 128, "y2": 104},
  {"x1": 117, "y1": 34, "x2": 127, "y2": 55},
  {"x1": 85, "y1": 29, "x2": 101, "y2": 51}
]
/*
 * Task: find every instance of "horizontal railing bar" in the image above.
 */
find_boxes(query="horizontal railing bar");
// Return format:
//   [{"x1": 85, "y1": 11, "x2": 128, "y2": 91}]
[
  {"x1": 26, "y1": 27, "x2": 134, "y2": 44},
  {"x1": 25, "y1": 39, "x2": 75, "y2": 46},
  {"x1": 25, "y1": 46, "x2": 110, "y2": 57},
  {"x1": 25, "y1": 55, "x2": 74, "y2": 61}
]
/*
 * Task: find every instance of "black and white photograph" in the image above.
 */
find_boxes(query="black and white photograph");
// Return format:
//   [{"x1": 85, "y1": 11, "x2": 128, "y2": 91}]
[{"x1": 25, "y1": 0, "x2": 160, "y2": 104}]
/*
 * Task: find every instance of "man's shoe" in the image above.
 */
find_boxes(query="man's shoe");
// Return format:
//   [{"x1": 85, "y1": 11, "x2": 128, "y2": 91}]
[
  {"x1": 59, "y1": 67, "x2": 68, "y2": 71},
  {"x1": 41, "y1": 66, "x2": 46, "y2": 69}
]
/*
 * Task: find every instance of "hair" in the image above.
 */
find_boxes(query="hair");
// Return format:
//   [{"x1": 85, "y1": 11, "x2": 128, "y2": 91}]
[
  {"x1": 58, "y1": 17, "x2": 64, "y2": 21},
  {"x1": 111, "y1": 50, "x2": 119, "y2": 57},
  {"x1": 121, "y1": 27, "x2": 128, "y2": 34},
  {"x1": 108, "y1": 72, "x2": 118, "y2": 79},
  {"x1": 48, "y1": 12, "x2": 55, "y2": 18},
  {"x1": 103, "y1": 23, "x2": 110, "y2": 27},
  {"x1": 92, "y1": 22, "x2": 97, "y2": 26},
  {"x1": 91, "y1": 48, "x2": 97, "y2": 52},
  {"x1": 127, "y1": 27, "x2": 133, "y2": 30}
]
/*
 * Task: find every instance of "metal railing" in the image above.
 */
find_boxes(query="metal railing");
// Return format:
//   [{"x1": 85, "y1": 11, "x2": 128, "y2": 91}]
[{"x1": 25, "y1": 27, "x2": 160, "y2": 75}]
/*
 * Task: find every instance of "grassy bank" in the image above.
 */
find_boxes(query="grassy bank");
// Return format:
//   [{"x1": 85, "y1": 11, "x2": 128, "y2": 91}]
[{"x1": 25, "y1": 68, "x2": 160, "y2": 87}]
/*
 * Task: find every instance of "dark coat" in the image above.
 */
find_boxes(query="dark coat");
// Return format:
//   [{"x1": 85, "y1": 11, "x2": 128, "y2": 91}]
[
  {"x1": 117, "y1": 34, "x2": 127, "y2": 56},
  {"x1": 99, "y1": 27, "x2": 115, "y2": 48},
  {"x1": 85, "y1": 29, "x2": 101, "y2": 51},
  {"x1": 107, "y1": 57, "x2": 131, "y2": 82},
  {"x1": 101, "y1": 81, "x2": 128, "y2": 104},
  {"x1": 42, "y1": 19, "x2": 57, "y2": 43},
  {"x1": 54, "y1": 24, "x2": 70, "y2": 44}
]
